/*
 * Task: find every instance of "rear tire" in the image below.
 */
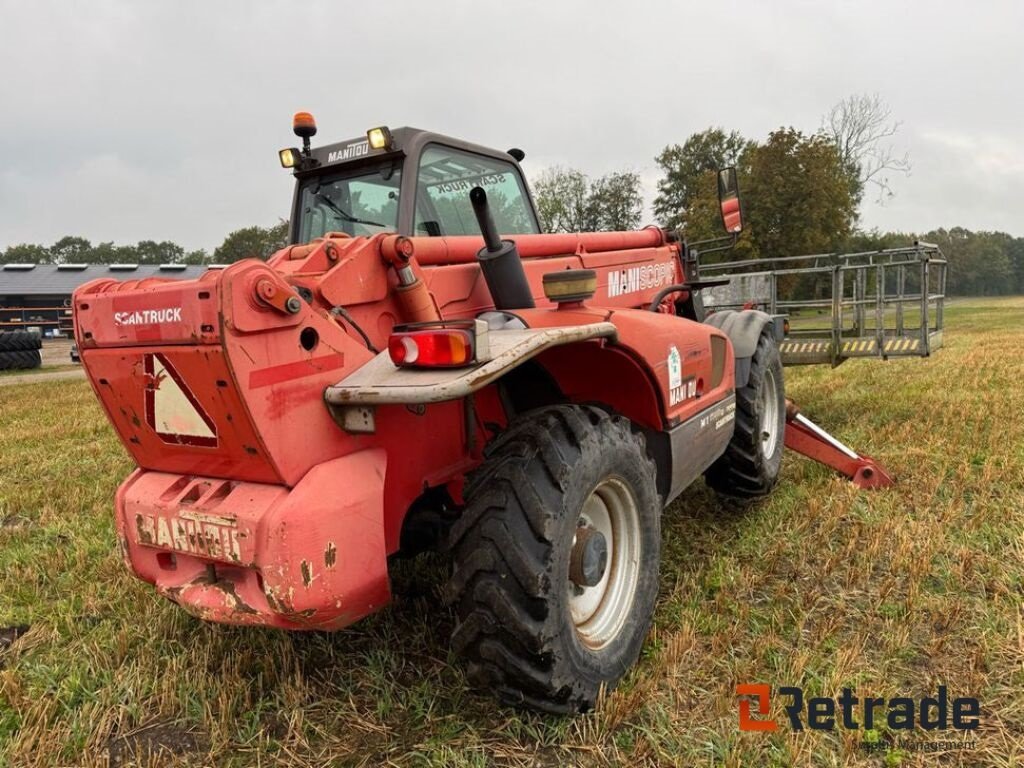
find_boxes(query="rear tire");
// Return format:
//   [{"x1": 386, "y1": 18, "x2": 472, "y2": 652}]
[
  {"x1": 0, "y1": 349, "x2": 42, "y2": 370},
  {"x1": 705, "y1": 332, "x2": 785, "y2": 497},
  {"x1": 446, "y1": 405, "x2": 661, "y2": 713}
]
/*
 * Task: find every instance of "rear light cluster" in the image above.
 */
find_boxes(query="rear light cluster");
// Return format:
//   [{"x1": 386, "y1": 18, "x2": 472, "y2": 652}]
[{"x1": 388, "y1": 320, "x2": 488, "y2": 368}]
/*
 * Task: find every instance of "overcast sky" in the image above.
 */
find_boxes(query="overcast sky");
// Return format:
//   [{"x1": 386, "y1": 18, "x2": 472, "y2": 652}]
[{"x1": 1, "y1": 0, "x2": 1021, "y2": 253}]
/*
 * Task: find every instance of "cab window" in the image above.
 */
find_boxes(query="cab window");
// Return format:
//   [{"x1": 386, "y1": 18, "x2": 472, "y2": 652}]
[
  {"x1": 414, "y1": 146, "x2": 539, "y2": 236},
  {"x1": 297, "y1": 163, "x2": 401, "y2": 242}
]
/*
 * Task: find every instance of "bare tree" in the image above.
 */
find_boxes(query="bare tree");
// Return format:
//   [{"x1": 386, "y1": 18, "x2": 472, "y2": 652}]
[{"x1": 824, "y1": 94, "x2": 911, "y2": 205}]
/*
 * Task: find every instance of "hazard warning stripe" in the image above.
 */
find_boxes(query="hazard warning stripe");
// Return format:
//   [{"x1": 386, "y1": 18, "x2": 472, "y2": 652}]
[
  {"x1": 840, "y1": 340, "x2": 876, "y2": 353},
  {"x1": 782, "y1": 337, "x2": 925, "y2": 357},
  {"x1": 883, "y1": 338, "x2": 921, "y2": 352},
  {"x1": 781, "y1": 341, "x2": 830, "y2": 354},
  {"x1": 144, "y1": 353, "x2": 218, "y2": 448}
]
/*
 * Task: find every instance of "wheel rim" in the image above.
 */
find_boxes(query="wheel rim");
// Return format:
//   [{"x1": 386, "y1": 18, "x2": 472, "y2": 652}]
[
  {"x1": 569, "y1": 477, "x2": 641, "y2": 650},
  {"x1": 760, "y1": 368, "x2": 780, "y2": 458}
]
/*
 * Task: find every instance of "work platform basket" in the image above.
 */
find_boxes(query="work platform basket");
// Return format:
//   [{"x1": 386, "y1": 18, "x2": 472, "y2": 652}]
[{"x1": 699, "y1": 243, "x2": 947, "y2": 367}]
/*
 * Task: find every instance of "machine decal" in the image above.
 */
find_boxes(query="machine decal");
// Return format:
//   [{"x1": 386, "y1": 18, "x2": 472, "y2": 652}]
[
  {"x1": 144, "y1": 353, "x2": 218, "y2": 447},
  {"x1": 668, "y1": 346, "x2": 696, "y2": 405},
  {"x1": 430, "y1": 173, "x2": 506, "y2": 194},
  {"x1": 114, "y1": 307, "x2": 183, "y2": 326},
  {"x1": 667, "y1": 346, "x2": 682, "y2": 389},
  {"x1": 135, "y1": 511, "x2": 242, "y2": 562},
  {"x1": 607, "y1": 261, "x2": 674, "y2": 298},
  {"x1": 699, "y1": 399, "x2": 736, "y2": 431},
  {"x1": 671, "y1": 377, "x2": 697, "y2": 406},
  {"x1": 327, "y1": 140, "x2": 370, "y2": 163}
]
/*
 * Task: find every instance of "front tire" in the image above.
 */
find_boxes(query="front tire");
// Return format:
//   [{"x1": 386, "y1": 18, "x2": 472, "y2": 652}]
[
  {"x1": 445, "y1": 406, "x2": 661, "y2": 713},
  {"x1": 705, "y1": 332, "x2": 785, "y2": 497}
]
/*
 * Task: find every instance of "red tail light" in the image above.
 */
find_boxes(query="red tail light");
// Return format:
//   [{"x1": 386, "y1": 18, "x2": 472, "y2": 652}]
[{"x1": 388, "y1": 324, "x2": 476, "y2": 368}]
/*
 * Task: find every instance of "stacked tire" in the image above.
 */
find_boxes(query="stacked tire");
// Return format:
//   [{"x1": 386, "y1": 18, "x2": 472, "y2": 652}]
[{"x1": 0, "y1": 331, "x2": 43, "y2": 370}]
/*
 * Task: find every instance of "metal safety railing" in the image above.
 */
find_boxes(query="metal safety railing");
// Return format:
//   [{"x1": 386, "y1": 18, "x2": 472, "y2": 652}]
[{"x1": 698, "y1": 242, "x2": 947, "y2": 366}]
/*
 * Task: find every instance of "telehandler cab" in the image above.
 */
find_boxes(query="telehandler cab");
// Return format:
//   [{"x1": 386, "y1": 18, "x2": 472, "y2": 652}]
[{"x1": 73, "y1": 114, "x2": 928, "y2": 712}]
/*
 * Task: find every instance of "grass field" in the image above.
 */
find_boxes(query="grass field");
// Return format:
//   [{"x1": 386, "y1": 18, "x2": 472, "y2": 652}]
[
  {"x1": 0, "y1": 364, "x2": 79, "y2": 379},
  {"x1": 1, "y1": 298, "x2": 1021, "y2": 767}
]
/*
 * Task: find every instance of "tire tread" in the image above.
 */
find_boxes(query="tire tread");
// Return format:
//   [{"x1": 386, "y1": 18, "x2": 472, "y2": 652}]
[
  {"x1": 705, "y1": 333, "x2": 784, "y2": 497},
  {"x1": 446, "y1": 405, "x2": 658, "y2": 713},
  {"x1": 0, "y1": 349, "x2": 42, "y2": 370},
  {"x1": 0, "y1": 331, "x2": 42, "y2": 352}
]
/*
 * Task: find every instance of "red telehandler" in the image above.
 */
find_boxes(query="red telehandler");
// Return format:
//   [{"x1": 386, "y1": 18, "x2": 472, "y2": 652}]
[{"x1": 72, "y1": 115, "x2": 944, "y2": 712}]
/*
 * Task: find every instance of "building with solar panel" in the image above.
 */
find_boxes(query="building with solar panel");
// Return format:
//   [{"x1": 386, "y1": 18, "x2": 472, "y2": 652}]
[{"x1": 0, "y1": 263, "x2": 215, "y2": 338}]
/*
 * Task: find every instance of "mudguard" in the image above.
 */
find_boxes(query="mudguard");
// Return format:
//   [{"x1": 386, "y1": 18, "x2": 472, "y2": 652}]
[
  {"x1": 324, "y1": 322, "x2": 617, "y2": 407},
  {"x1": 704, "y1": 309, "x2": 783, "y2": 387}
]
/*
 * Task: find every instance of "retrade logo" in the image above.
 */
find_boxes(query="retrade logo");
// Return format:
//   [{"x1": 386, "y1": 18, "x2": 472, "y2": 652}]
[
  {"x1": 737, "y1": 684, "x2": 778, "y2": 731},
  {"x1": 737, "y1": 685, "x2": 980, "y2": 733}
]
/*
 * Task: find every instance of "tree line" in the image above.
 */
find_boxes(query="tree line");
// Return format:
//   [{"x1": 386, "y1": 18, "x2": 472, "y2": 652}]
[{"x1": 1, "y1": 223, "x2": 288, "y2": 267}]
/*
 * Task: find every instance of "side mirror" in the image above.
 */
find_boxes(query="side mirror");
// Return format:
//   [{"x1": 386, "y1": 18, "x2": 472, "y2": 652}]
[{"x1": 718, "y1": 167, "x2": 743, "y2": 234}]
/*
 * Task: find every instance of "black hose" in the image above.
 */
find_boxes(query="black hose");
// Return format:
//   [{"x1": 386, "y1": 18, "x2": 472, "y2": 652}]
[
  {"x1": 331, "y1": 306, "x2": 379, "y2": 353},
  {"x1": 648, "y1": 283, "x2": 689, "y2": 312}
]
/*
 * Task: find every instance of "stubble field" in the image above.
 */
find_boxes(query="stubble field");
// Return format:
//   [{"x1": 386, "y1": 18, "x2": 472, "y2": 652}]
[{"x1": 0, "y1": 298, "x2": 1021, "y2": 767}]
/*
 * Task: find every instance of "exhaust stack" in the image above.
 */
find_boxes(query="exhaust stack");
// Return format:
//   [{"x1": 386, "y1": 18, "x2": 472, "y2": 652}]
[{"x1": 470, "y1": 186, "x2": 535, "y2": 310}]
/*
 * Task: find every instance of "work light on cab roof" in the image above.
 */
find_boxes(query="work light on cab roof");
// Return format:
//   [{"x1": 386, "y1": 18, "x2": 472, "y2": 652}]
[
  {"x1": 278, "y1": 147, "x2": 301, "y2": 169},
  {"x1": 366, "y1": 126, "x2": 393, "y2": 151},
  {"x1": 279, "y1": 115, "x2": 397, "y2": 169}
]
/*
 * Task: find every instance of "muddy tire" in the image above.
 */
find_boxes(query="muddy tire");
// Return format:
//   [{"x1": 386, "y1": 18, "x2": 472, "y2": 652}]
[
  {"x1": 446, "y1": 405, "x2": 661, "y2": 713},
  {"x1": 705, "y1": 332, "x2": 785, "y2": 497},
  {"x1": 0, "y1": 349, "x2": 42, "y2": 370},
  {"x1": 0, "y1": 331, "x2": 42, "y2": 352}
]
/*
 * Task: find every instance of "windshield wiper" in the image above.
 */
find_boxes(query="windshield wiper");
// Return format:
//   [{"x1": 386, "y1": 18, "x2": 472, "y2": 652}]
[{"x1": 315, "y1": 192, "x2": 385, "y2": 228}]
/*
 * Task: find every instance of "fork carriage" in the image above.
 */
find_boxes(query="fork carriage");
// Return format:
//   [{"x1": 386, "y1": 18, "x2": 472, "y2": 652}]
[{"x1": 700, "y1": 242, "x2": 948, "y2": 367}]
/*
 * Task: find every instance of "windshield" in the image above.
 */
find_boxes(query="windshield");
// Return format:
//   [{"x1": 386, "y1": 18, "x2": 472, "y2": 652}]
[{"x1": 296, "y1": 162, "x2": 401, "y2": 241}]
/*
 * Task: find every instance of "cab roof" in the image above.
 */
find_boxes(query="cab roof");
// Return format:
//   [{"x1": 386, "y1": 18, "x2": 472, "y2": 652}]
[{"x1": 301, "y1": 127, "x2": 523, "y2": 176}]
